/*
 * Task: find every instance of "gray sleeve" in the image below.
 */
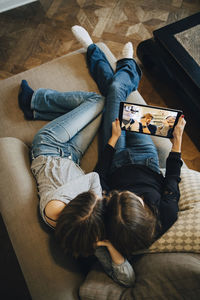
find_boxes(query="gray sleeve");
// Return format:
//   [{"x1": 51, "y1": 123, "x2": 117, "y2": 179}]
[
  {"x1": 89, "y1": 172, "x2": 102, "y2": 197},
  {"x1": 95, "y1": 247, "x2": 135, "y2": 287}
]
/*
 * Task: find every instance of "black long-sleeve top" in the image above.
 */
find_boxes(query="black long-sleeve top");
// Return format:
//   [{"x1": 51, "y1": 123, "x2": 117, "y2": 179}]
[{"x1": 95, "y1": 144, "x2": 183, "y2": 236}]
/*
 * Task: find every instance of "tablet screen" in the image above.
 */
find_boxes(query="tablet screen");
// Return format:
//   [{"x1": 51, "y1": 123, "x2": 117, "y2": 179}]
[{"x1": 119, "y1": 102, "x2": 182, "y2": 138}]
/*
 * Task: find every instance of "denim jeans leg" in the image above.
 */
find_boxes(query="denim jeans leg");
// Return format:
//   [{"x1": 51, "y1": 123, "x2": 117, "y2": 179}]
[
  {"x1": 31, "y1": 93, "x2": 105, "y2": 159},
  {"x1": 31, "y1": 88, "x2": 102, "y2": 121},
  {"x1": 100, "y1": 59, "x2": 142, "y2": 151},
  {"x1": 126, "y1": 131, "x2": 160, "y2": 171},
  {"x1": 87, "y1": 44, "x2": 114, "y2": 96},
  {"x1": 65, "y1": 114, "x2": 102, "y2": 164}
]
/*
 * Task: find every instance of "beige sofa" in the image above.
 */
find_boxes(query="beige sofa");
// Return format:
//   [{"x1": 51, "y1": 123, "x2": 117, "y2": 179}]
[{"x1": 0, "y1": 43, "x2": 199, "y2": 300}]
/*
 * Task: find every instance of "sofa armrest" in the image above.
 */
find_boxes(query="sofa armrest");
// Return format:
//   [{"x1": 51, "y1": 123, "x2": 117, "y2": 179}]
[{"x1": 0, "y1": 137, "x2": 83, "y2": 300}]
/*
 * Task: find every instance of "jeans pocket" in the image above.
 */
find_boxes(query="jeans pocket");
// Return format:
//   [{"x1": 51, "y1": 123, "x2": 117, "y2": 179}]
[
  {"x1": 146, "y1": 157, "x2": 160, "y2": 174},
  {"x1": 129, "y1": 152, "x2": 160, "y2": 173},
  {"x1": 110, "y1": 149, "x2": 132, "y2": 173},
  {"x1": 111, "y1": 150, "x2": 160, "y2": 174},
  {"x1": 31, "y1": 145, "x2": 61, "y2": 159}
]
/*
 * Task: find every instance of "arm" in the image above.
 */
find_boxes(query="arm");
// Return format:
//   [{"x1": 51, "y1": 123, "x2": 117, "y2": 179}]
[
  {"x1": 160, "y1": 116, "x2": 186, "y2": 234},
  {"x1": 95, "y1": 240, "x2": 135, "y2": 287},
  {"x1": 89, "y1": 172, "x2": 102, "y2": 198},
  {"x1": 107, "y1": 118, "x2": 121, "y2": 148},
  {"x1": 171, "y1": 115, "x2": 186, "y2": 153},
  {"x1": 44, "y1": 173, "x2": 102, "y2": 227},
  {"x1": 97, "y1": 240, "x2": 125, "y2": 265},
  {"x1": 160, "y1": 152, "x2": 182, "y2": 233},
  {"x1": 94, "y1": 119, "x2": 121, "y2": 192}
]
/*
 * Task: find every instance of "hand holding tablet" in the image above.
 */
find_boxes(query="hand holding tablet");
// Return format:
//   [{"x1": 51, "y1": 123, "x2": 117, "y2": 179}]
[{"x1": 119, "y1": 102, "x2": 183, "y2": 139}]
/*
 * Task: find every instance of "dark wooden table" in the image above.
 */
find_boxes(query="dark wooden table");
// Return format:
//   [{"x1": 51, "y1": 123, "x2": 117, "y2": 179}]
[{"x1": 137, "y1": 12, "x2": 200, "y2": 150}]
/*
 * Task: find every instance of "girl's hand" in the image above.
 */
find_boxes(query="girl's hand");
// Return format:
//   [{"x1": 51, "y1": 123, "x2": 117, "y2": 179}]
[
  {"x1": 171, "y1": 115, "x2": 186, "y2": 152},
  {"x1": 108, "y1": 118, "x2": 121, "y2": 148},
  {"x1": 172, "y1": 115, "x2": 186, "y2": 140},
  {"x1": 96, "y1": 240, "x2": 125, "y2": 265}
]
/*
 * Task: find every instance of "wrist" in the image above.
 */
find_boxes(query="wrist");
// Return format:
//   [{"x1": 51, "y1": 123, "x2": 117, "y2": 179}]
[
  {"x1": 107, "y1": 243, "x2": 125, "y2": 265},
  {"x1": 171, "y1": 148, "x2": 181, "y2": 153},
  {"x1": 108, "y1": 136, "x2": 119, "y2": 148},
  {"x1": 171, "y1": 143, "x2": 181, "y2": 152}
]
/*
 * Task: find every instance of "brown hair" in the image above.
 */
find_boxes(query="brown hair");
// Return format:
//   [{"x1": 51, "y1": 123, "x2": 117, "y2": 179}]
[
  {"x1": 141, "y1": 113, "x2": 154, "y2": 120},
  {"x1": 105, "y1": 190, "x2": 157, "y2": 257},
  {"x1": 55, "y1": 191, "x2": 105, "y2": 257}
]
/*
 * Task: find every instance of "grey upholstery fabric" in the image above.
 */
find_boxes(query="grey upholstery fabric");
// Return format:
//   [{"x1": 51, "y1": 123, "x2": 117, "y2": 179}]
[
  {"x1": 80, "y1": 253, "x2": 200, "y2": 300},
  {"x1": 0, "y1": 137, "x2": 83, "y2": 300},
  {"x1": 0, "y1": 43, "x2": 197, "y2": 300}
]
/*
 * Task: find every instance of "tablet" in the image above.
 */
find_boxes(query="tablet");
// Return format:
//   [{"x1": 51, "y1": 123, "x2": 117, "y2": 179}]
[{"x1": 119, "y1": 102, "x2": 183, "y2": 138}]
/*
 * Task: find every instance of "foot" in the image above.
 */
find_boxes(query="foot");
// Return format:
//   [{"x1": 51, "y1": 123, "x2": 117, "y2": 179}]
[
  {"x1": 18, "y1": 80, "x2": 34, "y2": 120},
  {"x1": 120, "y1": 42, "x2": 134, "y2": 59},
  {"x1": 71, "y1": 25, "x2": 93, "y2": 48}
]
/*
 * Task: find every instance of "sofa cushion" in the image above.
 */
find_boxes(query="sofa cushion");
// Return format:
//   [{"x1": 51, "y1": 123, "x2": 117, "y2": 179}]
[
  {"x1": 0, "y1": 48, "x2": 98, "y2": 146},
  {"x1": 80, "y1": 253, "x2": 200, "y2": 300},
  {"x1": 0, "y1": 42, "x2": 191, "y2": 300},
  {"x1": 148, "y1": 168, "x2": 200, "y2": 254},
  {"x1": 0, "y1": 43, "x2": 164, "y2": 300},
  {"x1": 79, "y1": 168, "x2": 200, "y2": 300},
  {"x1": 79, "y1": 262, "x2": 127, "y2": 300},
  {"x1": 0, "y1": 137, "x2": 84, "y2": 300}
]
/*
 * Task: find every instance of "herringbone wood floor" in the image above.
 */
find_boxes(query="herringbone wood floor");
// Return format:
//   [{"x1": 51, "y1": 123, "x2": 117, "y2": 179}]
[
  {"x1": 0, "y1": 1, "x2": 200, "y2": 298},
  {"x1": 0, "y1": 0, "x2": 199, "y2": 171}
]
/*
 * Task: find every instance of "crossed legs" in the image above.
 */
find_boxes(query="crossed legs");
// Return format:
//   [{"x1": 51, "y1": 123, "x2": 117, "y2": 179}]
[{"x1": 72, "y1": 25, "x2": 159, "y2": 172}]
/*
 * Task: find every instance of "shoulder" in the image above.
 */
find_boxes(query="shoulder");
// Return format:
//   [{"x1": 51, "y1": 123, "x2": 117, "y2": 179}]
[{"x1": 44, "y1": 200, "x2": 66, "y2": 227}]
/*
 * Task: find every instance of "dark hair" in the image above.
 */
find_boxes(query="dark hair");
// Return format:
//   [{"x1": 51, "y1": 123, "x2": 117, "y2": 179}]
[
  {"x1": 105, "y1": 190, "x2": 157, "y2": 257},
  {"x1": 142, "y1": 113, "x2": 154, "y2": 120},
  {"x1": 166, "y1": 115, "x2": 176, "y2": 120},
  {"x1": 55, "y1": 191, "x2": 105, "y2": 257}
]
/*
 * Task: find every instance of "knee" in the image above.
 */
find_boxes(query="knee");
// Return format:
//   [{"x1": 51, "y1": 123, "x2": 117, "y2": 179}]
[
  {"x1": 87, "y1": 93, "x2": 105, "y2": 110},
  {"x1": 90, "y1": 92, "x2": 104, "y2": 102},
  {"x1": 109, "y1": 81, "x2": 121, "y2": 91},
  {"x1": 107, "y1": 81, "x2": 123, "y2": 97}
]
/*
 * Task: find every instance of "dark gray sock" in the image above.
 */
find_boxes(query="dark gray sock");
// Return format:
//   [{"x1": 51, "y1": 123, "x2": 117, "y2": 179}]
[{"x1": 18, "y1": 80, "x2": 34, "y2": 120}]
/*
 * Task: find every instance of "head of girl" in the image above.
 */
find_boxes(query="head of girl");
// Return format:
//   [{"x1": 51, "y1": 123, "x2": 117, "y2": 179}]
[
  {"x1": 55, "y1": 191, "x2": 105, "y2": 257},
  {"x1": 166, "y1": 116, "x2": 176, "y2": 128},
  {"x1": 105, "y1": 190, "x2": 157, "y2": 258},
  {"x1": 141, "y1": 113, "x2": 154, "y2": 125}
]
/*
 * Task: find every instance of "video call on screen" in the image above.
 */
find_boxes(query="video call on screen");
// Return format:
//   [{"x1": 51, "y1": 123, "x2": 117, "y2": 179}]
[{"x1": 121, "y1": 103, "x2": 178, "y2": 137}]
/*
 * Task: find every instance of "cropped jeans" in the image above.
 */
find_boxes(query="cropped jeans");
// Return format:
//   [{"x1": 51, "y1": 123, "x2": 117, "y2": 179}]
[
  {"x1": 31, "y1": 90, "x2": 104, "y2": 164},
  {"x1": 87, "y1": 44, "x2": 160, "y2": 174},
  {"x1": 31, "y1": 44, "x2": 160, "y2": 173}
]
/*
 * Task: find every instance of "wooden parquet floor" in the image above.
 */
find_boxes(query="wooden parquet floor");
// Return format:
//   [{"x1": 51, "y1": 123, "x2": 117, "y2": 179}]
[
  {"x1": 0, "y1": 2, "x2": 200, "y2": 298},
  {"x1": 0, "y1": 0, "x2": 200, "y2": 171}
]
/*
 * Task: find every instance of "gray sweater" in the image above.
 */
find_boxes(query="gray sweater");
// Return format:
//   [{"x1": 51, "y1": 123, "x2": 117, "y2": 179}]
[{"x1": 31, "y1": 155, "x2": 135, "y2": 287}]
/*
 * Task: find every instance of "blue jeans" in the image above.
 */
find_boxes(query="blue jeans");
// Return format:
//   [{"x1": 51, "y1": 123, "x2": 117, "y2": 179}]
[
  {"x1": 31, "y1": 44, "x2": 160, "y2": 173},
  {"x1": 87, "y1": 44, "x2": 160, "y2": 174},
  {"x1": 31, "y1": 90, "x2": 105, "y2": 164}
]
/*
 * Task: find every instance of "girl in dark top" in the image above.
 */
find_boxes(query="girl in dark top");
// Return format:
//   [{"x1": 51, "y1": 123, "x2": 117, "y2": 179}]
[
  {"x1": 94, "y1": 118, "x2": 184, "y2": 257},
  {"x1": 78, "y1": 27, "x2": 185, "y2": 258},
  {"x1": 55, "y1": 26, "x2": 186, "y2": 286}
]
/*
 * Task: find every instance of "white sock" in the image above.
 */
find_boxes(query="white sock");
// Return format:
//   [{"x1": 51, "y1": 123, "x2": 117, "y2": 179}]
[
  {"x1": 121, "y1": 42, "x2": 134, "y2": 59},
  {"x1": 71, "y1": 25, "x2": 93, "y2": 48}
]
